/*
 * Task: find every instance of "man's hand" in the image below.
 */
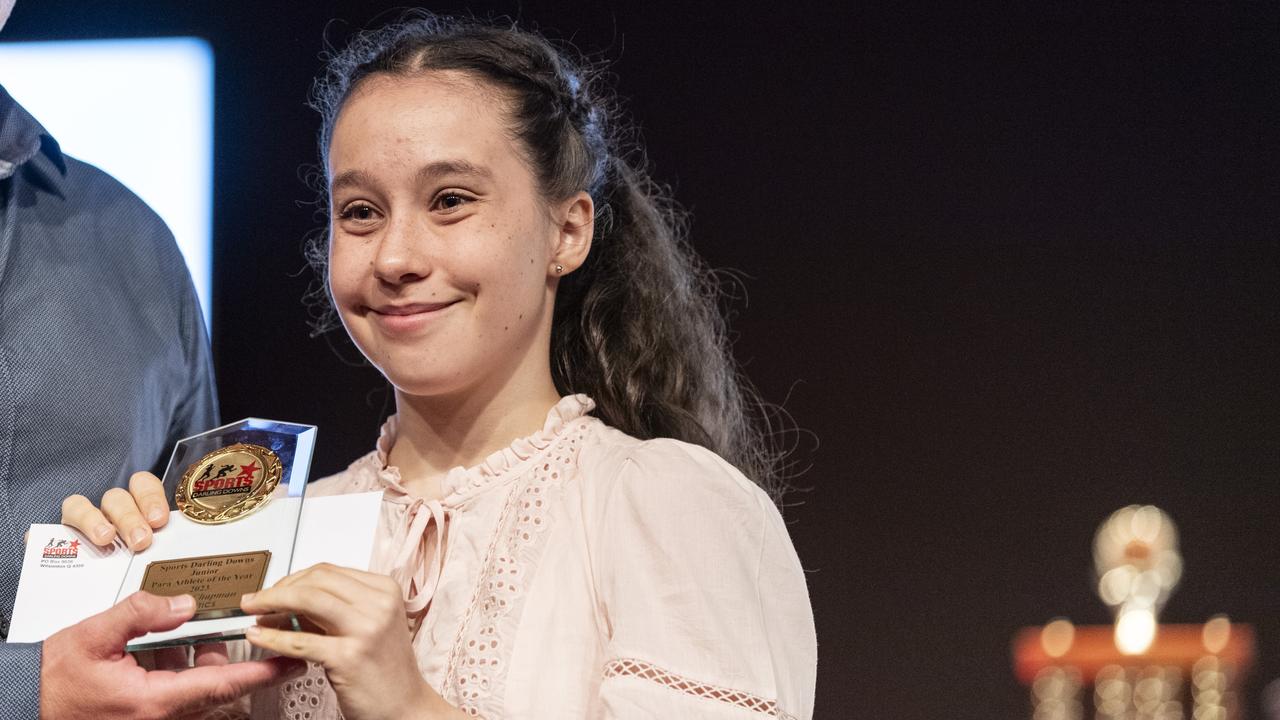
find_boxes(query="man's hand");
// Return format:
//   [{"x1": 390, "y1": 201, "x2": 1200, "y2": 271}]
[
  {"x1": 40, "y1": 591, "x2": 304, "y2": 720},
  {"x1": 61, "y1": 471, "x2": 169, "y2": 551}
]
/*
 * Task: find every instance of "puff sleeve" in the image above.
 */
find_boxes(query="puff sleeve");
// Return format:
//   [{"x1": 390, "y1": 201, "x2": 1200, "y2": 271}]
[{"x1": 591, "y1": 440, "x2": 816, "y2": 719}]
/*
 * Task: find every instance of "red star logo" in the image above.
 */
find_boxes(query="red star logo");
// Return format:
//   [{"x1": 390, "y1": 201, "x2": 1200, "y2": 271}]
[
  {"x1": 239, "y1": 461, "x2": 260, "y2": 477},
  {"x1": 69, "y1": 540, "x2": 80, "y2": 551}
]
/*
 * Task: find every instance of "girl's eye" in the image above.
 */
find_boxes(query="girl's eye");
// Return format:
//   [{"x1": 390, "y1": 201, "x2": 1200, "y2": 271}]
[
  {"x1": 337, "y1": 203, "x2": 379, "y2": 222},
  {"x1": 433, "y1": 192, "x2": 474, "y2": 213}
]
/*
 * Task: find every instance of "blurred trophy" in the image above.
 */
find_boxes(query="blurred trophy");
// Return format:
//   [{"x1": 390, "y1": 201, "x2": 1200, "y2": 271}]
[{"x1": 1012, "y1": 505, "x2": 1254, "y2": 720}]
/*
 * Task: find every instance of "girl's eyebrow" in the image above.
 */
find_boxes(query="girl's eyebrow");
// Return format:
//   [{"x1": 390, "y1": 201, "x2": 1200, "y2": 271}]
[
  {"x1": 414, "y1": 159, "x2": 493, "y2": 184},
  {"x1": 329, "y1": 169, "x2": 375, "y2": 195},
  {"x1": 329, "y1": 160, "x2": 492, "y2": 195}
]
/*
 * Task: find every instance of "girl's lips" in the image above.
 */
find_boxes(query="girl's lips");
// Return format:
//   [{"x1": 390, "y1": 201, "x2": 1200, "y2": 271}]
[
  {"x1": 374, "y1": 301, "x2": 456, "y2": 315},
  {"x1": 368, "y1": 300, "x2": 459, "y2": 332}
]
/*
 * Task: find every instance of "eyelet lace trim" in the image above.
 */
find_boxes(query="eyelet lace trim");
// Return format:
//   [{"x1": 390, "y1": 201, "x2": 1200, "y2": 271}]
[
  {"x1": 274, "y1": 663, "x2": 343, "y2": 720},
  {"x1": 604, "y1": 658, "x2": 798, "y2": 720},
  {"x1": 441, "y1": 420, "x2": 592, "y2": 717}
]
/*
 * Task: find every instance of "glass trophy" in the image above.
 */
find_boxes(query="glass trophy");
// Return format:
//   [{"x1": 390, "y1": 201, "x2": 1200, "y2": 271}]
[{"x1": 117, "y1": 418, "x2": 315, "y2": 650}]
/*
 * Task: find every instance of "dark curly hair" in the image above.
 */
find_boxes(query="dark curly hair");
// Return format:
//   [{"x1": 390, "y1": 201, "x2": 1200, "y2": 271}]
[{"x1": 308, "y1": 12, "x2": 794, "y2": 500}]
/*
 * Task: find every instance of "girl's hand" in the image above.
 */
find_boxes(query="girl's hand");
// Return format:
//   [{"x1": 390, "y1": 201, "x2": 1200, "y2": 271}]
[
  {"x1": 61, "y1": 471, "x2": 170, "y2": 550},
  {"x1": 241, "y1": 563, "x2": 464, "y2": 720}
]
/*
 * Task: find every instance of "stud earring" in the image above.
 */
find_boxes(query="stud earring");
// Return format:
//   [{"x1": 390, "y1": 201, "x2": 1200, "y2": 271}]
[{"x1": 555, "y1": 264, "x2": 564, "y2": 275}]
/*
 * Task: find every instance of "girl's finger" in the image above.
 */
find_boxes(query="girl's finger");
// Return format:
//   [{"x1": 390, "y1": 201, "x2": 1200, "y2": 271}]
[
  {"x1": 60, "y1": 494, "x2": 117, "y2": 547},
  {"x1": 271, "y1": 563, "x2": 387, "y2": 598},
  {"x1": 256, "y1": 612, "x2": 325, "y2": 634},
  {"x1": 128, "y1": 471, "x2": 171, "y2": 529},
  {"x1": 307, "y1": 563, "x2": 398, "y2": 595},
  {"x1": 241, "y1": 582, "x2": 354, "y2": 635},
  {"x1": 254, "y1": 612, "x2": 295, "y2": 630},
  {"x1": 101, "y1": 487, "x2": 152, "y2": 551},
  {"x1": 245, "y1": 625, "x2": 340, "y2": 666},
  {"x1": 257, "y1": 565, "x2": 391, "y2": 619}
]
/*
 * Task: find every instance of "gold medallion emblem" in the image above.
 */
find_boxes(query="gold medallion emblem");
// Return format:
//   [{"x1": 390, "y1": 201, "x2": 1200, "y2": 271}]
[{"x1": 175, "y1": 443, "x2": 282, "y2": 524}]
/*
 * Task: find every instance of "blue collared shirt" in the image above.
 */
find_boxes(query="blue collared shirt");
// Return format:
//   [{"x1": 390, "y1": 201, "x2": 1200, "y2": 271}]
[{"x1": 0, "y1": 84, "x2": 218, "y2": 715}]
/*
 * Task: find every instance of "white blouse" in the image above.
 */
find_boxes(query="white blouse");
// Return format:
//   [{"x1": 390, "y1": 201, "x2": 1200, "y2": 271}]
[{"x1": 251, "y1": 395, "x2": 816, "y2": 719}]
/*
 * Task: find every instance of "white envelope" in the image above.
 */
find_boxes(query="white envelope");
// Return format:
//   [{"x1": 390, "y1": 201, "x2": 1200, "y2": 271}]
[{"x1": 9, "y1": 490, "x2": 383, "y2": 646}]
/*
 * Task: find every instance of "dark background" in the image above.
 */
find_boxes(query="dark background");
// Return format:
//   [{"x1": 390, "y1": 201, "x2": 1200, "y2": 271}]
[{"x1": 6, "y1": 2, "x2": 1279, "y2": 717}]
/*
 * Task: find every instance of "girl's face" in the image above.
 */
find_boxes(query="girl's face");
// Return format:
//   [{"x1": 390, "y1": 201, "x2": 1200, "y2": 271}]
[{"x1": 326, "y1": 71, "x2": 564, "y2": 400}]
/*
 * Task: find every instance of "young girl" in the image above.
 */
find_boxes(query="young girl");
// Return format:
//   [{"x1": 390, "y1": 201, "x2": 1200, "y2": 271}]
[{"x1": 62, "y1": 13, "x2": 816, "y2": 720}]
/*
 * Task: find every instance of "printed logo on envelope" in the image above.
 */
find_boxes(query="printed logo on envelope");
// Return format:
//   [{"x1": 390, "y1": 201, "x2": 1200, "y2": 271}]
[
  {"x1": 42, "y1": 539, "x2": 79, "y2": 560},
  {"x1": 40, "y1": 538, "x2": 84, "y2": 569}
]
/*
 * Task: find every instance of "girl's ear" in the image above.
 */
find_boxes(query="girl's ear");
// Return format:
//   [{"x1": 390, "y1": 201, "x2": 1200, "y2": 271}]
[{"x1": 549, "y1": 191, "x2": 594, "y2": 277}]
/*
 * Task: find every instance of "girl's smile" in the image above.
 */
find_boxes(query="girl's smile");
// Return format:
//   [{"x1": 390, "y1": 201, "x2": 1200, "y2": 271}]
[{"x1": 364, "y1": 299, "x2": 461, "y2": 335}]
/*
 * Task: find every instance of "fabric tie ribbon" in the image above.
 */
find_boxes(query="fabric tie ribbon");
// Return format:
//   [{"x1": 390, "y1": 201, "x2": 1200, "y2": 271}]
[{"x1": 387, "y1": 496, "x2": 449, "y2": 615}]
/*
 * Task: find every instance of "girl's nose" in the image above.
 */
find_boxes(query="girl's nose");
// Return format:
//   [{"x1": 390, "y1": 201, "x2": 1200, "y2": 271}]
[{"x1": 372, "y1": 217, "x2": 433, "y2": 285}]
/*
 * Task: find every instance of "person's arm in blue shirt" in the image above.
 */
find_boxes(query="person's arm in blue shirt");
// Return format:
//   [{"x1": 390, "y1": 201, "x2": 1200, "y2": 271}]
[{"x1": 0, "y1": 642, "x2": 41, "y2": 717}]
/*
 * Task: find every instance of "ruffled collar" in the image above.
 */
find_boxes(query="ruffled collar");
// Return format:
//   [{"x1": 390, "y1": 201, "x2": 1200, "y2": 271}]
[{"x1": 371, "y1": 394, "x2": 595, "y2": 504}]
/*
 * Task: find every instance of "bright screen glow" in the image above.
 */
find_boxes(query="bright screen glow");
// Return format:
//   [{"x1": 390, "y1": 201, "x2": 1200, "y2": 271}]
[{"x1": 0, "y1": 38, "x2": 214, "y2": 327}]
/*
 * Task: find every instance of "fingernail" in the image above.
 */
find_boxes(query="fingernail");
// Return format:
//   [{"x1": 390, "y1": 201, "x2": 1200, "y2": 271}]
[
  {"x1": 147, "y1": 506, "x2": 166, "y2": 523},
  {"x1": 94, "y1": 525, "x2": 114, "y2": 542},
  {"x1": 168, "y1": 594, "x2": 195, "y2": 613},
  {"x1": 129, "y1": 527, "x2": 148, "y2": 547},
  {"x1": 241, "y1": 592, "x2": 256, "y2": 605},
  {"x1": 245, "y1": 625, "x2": 261, "y2": 639}
]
